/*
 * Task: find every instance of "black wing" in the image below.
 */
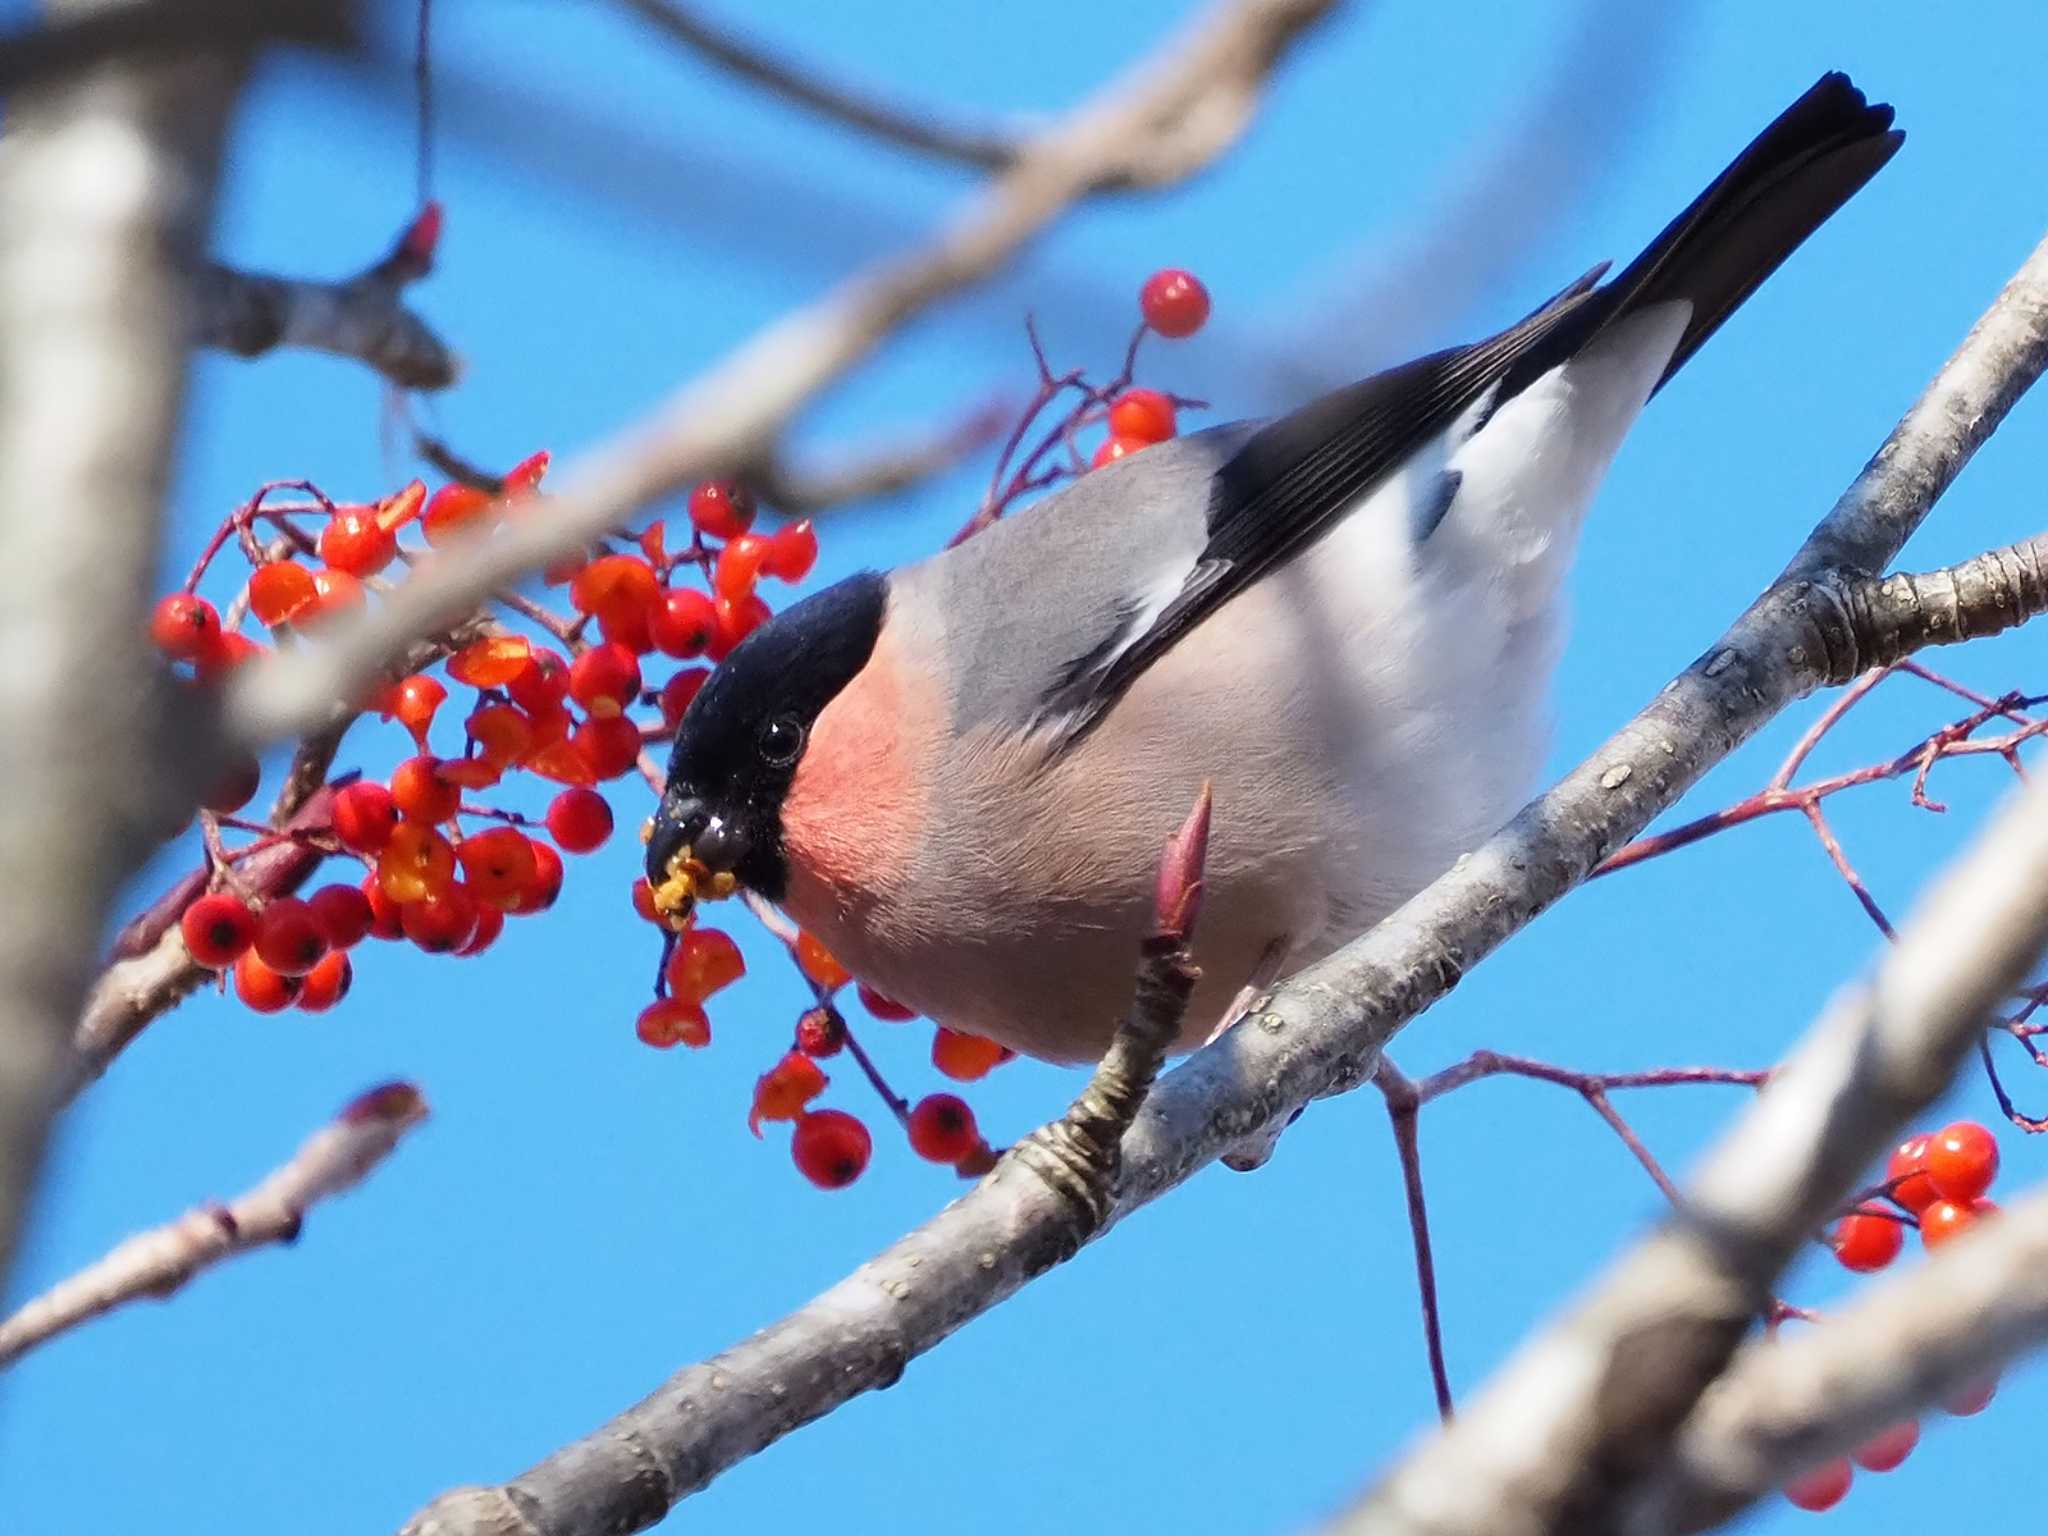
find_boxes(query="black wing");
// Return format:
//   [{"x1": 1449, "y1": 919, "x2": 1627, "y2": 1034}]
[{"x1": 1043, "y1": 71, "x2": 1899, "y2": 753}]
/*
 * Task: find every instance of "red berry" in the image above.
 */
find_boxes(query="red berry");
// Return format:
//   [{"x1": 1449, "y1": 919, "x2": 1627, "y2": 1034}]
[
  {"x1": 1886, "y1": 1134, "x2": 1938, "y2": 1213},
  {"x1": 1945, "y1": 1376, "x2": 1997, "y2": 1416},
  {"x1": 667, "y1": 927, "x2": 746, "y2": 1002},
  {"x1": 650, "y1": 588, "x2": 718, "y2": 658},
  {"x1": 304, "y1": 567, "x2": 364, "y2": 624},
  {"x1": 401, "y1": 885, "x2": 480, "y2": 953},
  {"x1": 1926, "y1": 1120, "x2": 1999, "y2": 1203},
  {"x1": 295, "y1": 951, "x2": 353, "y2": 1013},
  {"x1": 457, "y1": 826, "x2": 539, "y2": 909},
  {"x1": 568, "y1": 642, "x2": 641, "y2": 719},
  {"x1": 456, "y1": 904, "x2": 504, "y2": 956},
  {"x1": 1108, "y1": 387, "x2": 1176, "y2": 443},
  {"x1": 1920, "y1": 1198, "x2": 1983, "y2": 1249},
  {"x1": 569, "y1": 554, "x2": 660, "y2": 628},
  {"x1": 248, "y1": 561, "x2": 318, "y2": 628},
  {"x1": 1851, "y1": 1420, "x2": 1919, "y2": 1473},
  {"x1": 331, "y1": 780, "x2": 400, "y2": 853},
  {"x1": 955, "y1": 1140, "x2": 1000, "y2": 1179},
  {"x1": 465, "y1": 703, "x2": 534, "y2": 768},
  {"x1": 1139, "y1": 267, "x2": 1210, "y2": 338},
  {"x1": 636, "y1": 996, "x2": 711, "y2": 1049},
  {"x1": 194, "y1": 631, "x2": 263, "y2": 680},
  {"x1": 749, "y1": 1050, "x2": 828, "y2": 1133},
  {"x1": 795, "y1": 931, "x2": 850, "y2": 991},
  {"x1": 907, "y1": 1094, "x2": 979, "y2": 1164},
  {"x1": 362, "y1": 875, "x2": 405, "y2": 939},
  {"x1": 791, "y1": 1109, "x2": 871, "y2": 1189},
  {"x1": 389, "y1": 756, "x2": 460, "y2": 824},
  {"x1": 421, "y1": 483, "x2": 497, "y2": 546},
  {"x1": 318, "y1": 508, "x2": 397, "y2": 576},
  {"x1": 856, "y1": 983, "x2": 916, "y2": 1022},
  {"x1": 795, "y1": 1006, "x2": 844, "y2": 1057},
  {"x1": 180, "y1": 892, "x2": 257, "y2": 968},
  {"x1": 306, "y1": 883, "x2": 375, "y2": 949},
  {"x1": 545, "y1": 787, "x2": 613, "y2": 853},
  {"x1": 598, "y1": 598, "x2": 655, "y2": 655},
  {"x1": 713, "y1": 533, "x2": 770, "y2": 604},
  {"x1": 566, "y1": 715, "x2": 638, "y2": 782},
  {"x1": 507, "y1": 648, "x2": 570, "y2": 712},
  {"x1": 387, "y1": 674, "x2": 447, "y2": 746},
  {"x1": 932, "y1": 1027, "x2": 1006, "y2": 1082},
  {"x1": 631, "y1": 878, "x2": 663, "y2": 925},
  {"x1": 150, "y1": 594, "x2": 222, "y2": 660},
  {"x1": 376, "y1": 822, "x2": 457, "y2": 904},
  {"x1": 1830, "y1": 1209, "x2": 1903, "y2": 1272},
  {"x1": 253, "y1": 897, "x2": 328, "y2": 976},
  {"x1": 658, "y1": 668, "x2": 711, "y2": 731},
  {"x1": 688, "y1": 479, "x2": 755, "y2": 540},
  {"x1": 1782, "y1": 1457, "x2": 1852, "y2": 1513},
  {"x1": 709, "y1": 593, "x2": 771, "y2": 660},
  {"x1": 503, "y1": 840, "x2": 564, "y2": 914},
  {"x1": 376, "y1": 479, "x2": 427, "y2": 531},
  {"x1": 1091, "y1": 434, "x2": 1147, "y2": 469},
  {"x1": 761, "y1": 521, "x2": 818, "y2": 583},
  {"x1": 232, "y1": 950, "x2": 300, "y2": 1012},
  {"x1": 503, "y1": 449, "x2": 550, "y2": 495}
]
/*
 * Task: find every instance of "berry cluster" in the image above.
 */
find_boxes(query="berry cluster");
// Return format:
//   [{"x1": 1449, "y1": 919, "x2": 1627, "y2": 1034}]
[
  {"x1": 1780, "y1": 1119, "x2": 2005, "y2": 1511},
  {"x1": 139, "y1": 265, "x2": 1216, "y2": 1191}
]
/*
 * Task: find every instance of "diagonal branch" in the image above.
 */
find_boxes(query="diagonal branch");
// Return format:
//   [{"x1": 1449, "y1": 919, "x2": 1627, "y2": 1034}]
[
  {"x1": 1644, "y1": 1175, "x2": 2048, "y2": 1531},
  {"x1": 1334, "y1": 761, "x2": 2048, "y2": 1536},
  {"x1": 394, "y1": 232, "x2": 2048, "y2": 1536},
  {"x1": 0, "y1": 1082, "x2": 427, "y2": 1370},
  {"x1": 226, "y1": 0, "x2": 1344, "y2": 749},
  {"x1": 617, "y1": 0, "x2": 1023, "y2": 175}
]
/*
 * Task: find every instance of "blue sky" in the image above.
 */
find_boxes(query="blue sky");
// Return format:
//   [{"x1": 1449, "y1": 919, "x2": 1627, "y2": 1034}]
[{"x1": 7, "y1": 2, "x2": 2047, "y2": 1531}]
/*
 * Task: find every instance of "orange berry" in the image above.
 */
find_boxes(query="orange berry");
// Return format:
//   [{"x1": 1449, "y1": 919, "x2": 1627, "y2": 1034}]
[
  {"x1": 932, "y1": 1028, "x2": 1006, "y2": 1082},
  {"x1": 636, "y1": 997, "x2": 711, "y2": 1049},
  {"x1": 248, "y1": 560, "x2": 318, "y2": 627},
  {"x1": 749, "y1": 1050, "x2": 828, "y2": 1135},
  {"x1": 376, "y1": 821, "x2": 456, "y2": 904},
  {"x1": 666, "y1": 927, "x2": 746, "y2": 1002},
  {"x1": 795, "y1": 931, "x2": 850, "y2": 991},
  {"x1": 456, "y1": 827, "x2": 540, "y2": 909}
]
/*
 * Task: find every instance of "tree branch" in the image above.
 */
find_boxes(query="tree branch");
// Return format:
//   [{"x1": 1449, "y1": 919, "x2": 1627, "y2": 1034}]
[
  {"x1": 0, "y1": 1082, "x2": 426, "y2": 1370},
  {"x1": 0, "y1": 0, "x2": 251, "y2": 1291},
  {"x1": 394, "y1": 235, "x2": 2048, "y2": 1536},
  {"x1": 1643, "y1": 1176, "x2": 2048, "y2": 1532},
  {"x1": 197, "y1": 205, "x2": 457, "y2": 390},
  {"x1": 225, "y1": 0, "x2": 1343, "y2": 749},
  {"x1": 617, "y1": 0, "x2": 1024, "y2": 175},
  {"x1": 1335, "y1": 757, "x2": 2048, "y2": 1536}
]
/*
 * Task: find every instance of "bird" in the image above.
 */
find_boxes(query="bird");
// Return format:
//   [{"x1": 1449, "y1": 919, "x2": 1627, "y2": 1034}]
[{"x1": 647, "y1": 73, "x2": 1901, "y2": 1065}]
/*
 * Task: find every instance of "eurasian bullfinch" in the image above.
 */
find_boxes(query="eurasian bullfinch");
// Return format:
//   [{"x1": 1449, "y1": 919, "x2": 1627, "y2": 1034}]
[{"x1": 648, "y1": 73, "x2": 1900, "y2": 1064}]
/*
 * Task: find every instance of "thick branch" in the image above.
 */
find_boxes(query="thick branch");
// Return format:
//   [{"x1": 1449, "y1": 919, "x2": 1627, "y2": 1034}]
[
  {"x1": 1642, "y1": 1178, "x2": 2048, "y2": 1532},
  {"x1": 0, "y1": 0, "x2": 247, "y2": 1290},
  {"x1": 618, "y1": 0, "x2": 1022, "y2": 175},
  {"x1": 1337, "y1": 762, "x2": 2048, "y2": 1536},
  {"x1": 395, "y1": 235, "x2": 2048, "y2": 1536},
  {"x1": 196, "y1": 207, "x2": 456, "y2": 389},
  {"x1": 0, "y1": 1082, "x2": 426, "y2": 1369},
  {"x1": 227, "y1": 0, "x2": 1342, "y2": 748}
]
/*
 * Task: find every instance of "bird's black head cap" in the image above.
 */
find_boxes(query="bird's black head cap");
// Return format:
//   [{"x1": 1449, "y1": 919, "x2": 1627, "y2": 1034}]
[{"x1": 648, "y1": 570, "x2": 887, "y2": 902}]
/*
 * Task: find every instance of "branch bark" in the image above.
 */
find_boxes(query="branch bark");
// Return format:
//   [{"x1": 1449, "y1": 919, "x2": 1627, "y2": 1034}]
[
  {"x1": 394, "y1": 235, "x2": 2048, "y2": 1536},
  {"x1": 1334, "y1": 762, "x2": 2048, "y2": 1536},
  {"x1": 1642, "y1": 1175, "x2": 2048, "y2": 1532},
  {"x1": 197, "y1": 206, "x2": 456, "y2": 389},
  {"x1": 0, "y1": 0, "x2": 249, "y2": 1291},
  {"x1": 617, "y1": 0, "x2": 1023, "y2": 176},
  {"x1": 226, "y1": 0, "x2": 1344, "y2": 749},
  {"x1": 0, "y1": 1082, "x2": 426, "y2": 1370}
]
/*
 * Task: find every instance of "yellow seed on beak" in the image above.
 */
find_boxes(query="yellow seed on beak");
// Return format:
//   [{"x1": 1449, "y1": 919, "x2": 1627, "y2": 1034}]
[{"x1": 650, "y1": 845, "x2": 741, "y2": 932}]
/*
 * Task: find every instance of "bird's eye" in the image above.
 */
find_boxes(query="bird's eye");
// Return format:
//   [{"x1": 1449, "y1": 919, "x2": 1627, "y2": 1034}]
[{"x1": 757, "y1": 714, "x2": 805, "y2": 766}]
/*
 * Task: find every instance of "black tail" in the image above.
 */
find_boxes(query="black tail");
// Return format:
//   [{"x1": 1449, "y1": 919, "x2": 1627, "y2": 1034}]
[{"x1": 1616, "y1": 72, "x2": 1901, "y2": 392}]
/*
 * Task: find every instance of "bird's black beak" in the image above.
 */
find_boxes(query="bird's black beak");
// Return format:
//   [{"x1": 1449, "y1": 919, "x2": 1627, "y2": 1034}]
[{"x1": 645, "y1": 792, "x2": 749, "y2": 927}]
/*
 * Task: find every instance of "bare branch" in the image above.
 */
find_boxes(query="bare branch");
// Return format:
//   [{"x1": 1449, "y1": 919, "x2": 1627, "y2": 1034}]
[
  {"x1": 227, "y1": 0, "x2": 1344, "y2": 748},
  {"x1": 1644, "y1": 1177, "x2": 2048, "y2": 1531},
  {"x1": 0, "y1": 1082, "x2": 427, "y2": 1370},
  {"x1": 396, "y1": 236, "x2": 2048, "y2": 1536},
  {"x1": 197, "y1": 205, "x2": 457, "y2": 389},
  {"x1": 1337, "y1": 761, "x2": 2048, "y2": 1536},
  {"x1": 0, "y1": 0, "x2": 250, "y2": 1289},
  {"x1": 618, "y1": 0, "x2": 1023, "y2": 175}
]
